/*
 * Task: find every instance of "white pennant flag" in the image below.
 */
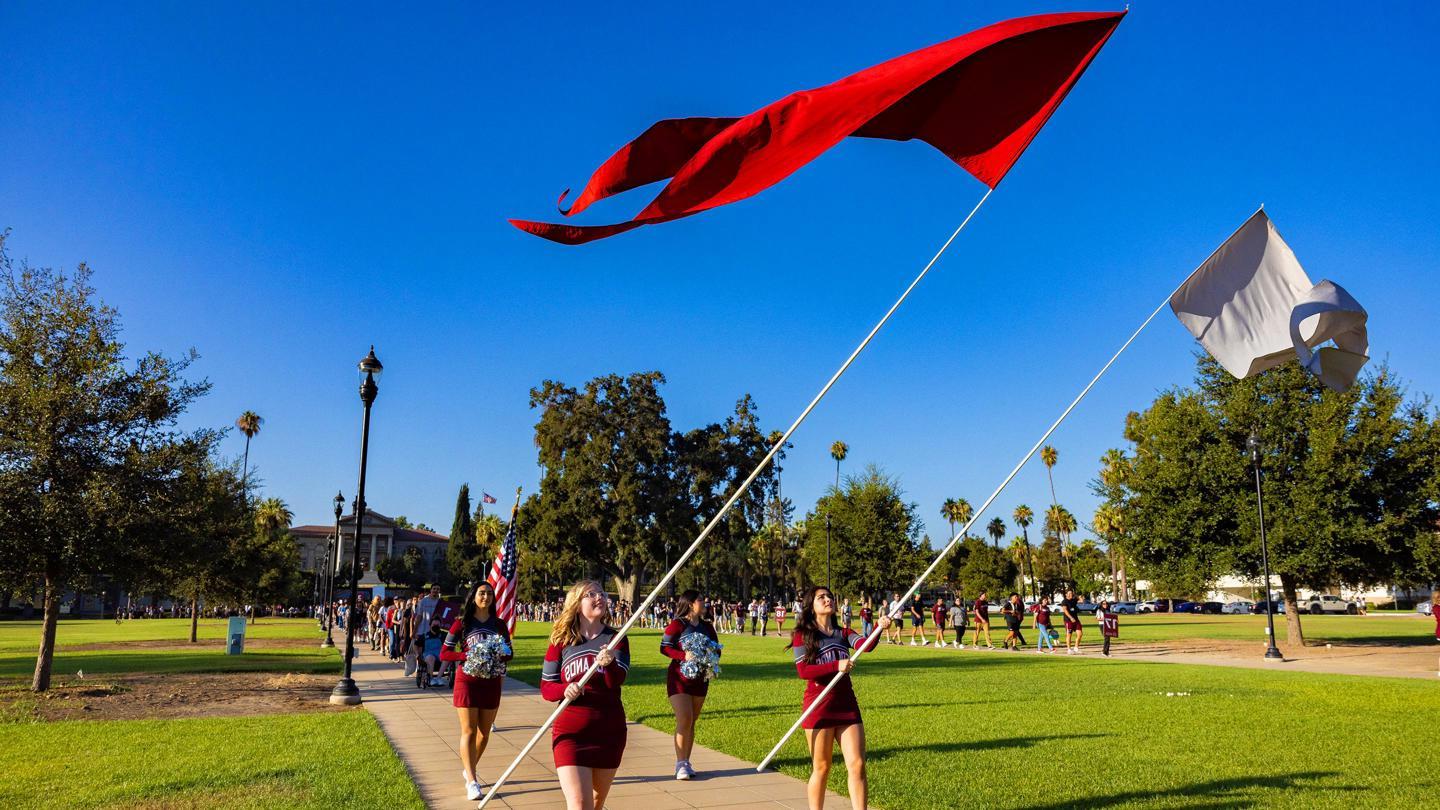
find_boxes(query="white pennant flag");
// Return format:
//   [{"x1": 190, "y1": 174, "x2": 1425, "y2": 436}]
[{"x1": 1169, "y1": 209, "x2": 1369, "y2": 392}]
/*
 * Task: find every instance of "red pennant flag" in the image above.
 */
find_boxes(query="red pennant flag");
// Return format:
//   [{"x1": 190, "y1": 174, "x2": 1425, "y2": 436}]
[{"x1": 511, "y1": 10, "x2": 1125, "y2": 245}]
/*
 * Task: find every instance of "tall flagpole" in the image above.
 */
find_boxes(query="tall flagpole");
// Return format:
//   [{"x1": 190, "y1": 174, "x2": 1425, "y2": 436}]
[
  {"x1": 479, "y1": 187, "x2": 994, "y2": 808},
  {"x1": 755, "y1": 208, "x2": 1264, "y2": 770}
]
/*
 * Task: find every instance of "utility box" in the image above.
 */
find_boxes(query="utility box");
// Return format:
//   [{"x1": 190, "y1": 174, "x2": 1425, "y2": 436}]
[{"x1": 226, "y1": 616, "x2": 247, "y2": 655}]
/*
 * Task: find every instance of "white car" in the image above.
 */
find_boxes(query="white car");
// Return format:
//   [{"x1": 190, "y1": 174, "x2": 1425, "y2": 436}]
[
  {"x1": 1301, "y1": 594, "x2": 1357, "y2": 615},
  {"x1": 1221, "y1": 600, "x2": 1254, "y2": 614},
  {"x1": 1418, "y1": 603, "x2": 1433, "y2": 617},
  {"x1": 1136, "y1": 601, "x2": 1158, "y2": 613},
  {"x1": 1109, "y1": 601, "x2": 1139, "y2": 614}
]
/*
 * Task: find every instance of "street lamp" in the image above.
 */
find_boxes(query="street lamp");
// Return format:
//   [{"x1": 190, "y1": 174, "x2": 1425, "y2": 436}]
[
  {"x1": 321, "y1": 490, "x2": 343, "y2": 648},
  {"x1": 330, "y1": 347, "x2": 382, "y2": 705},
  {"x1": 1248, "y1": 428, "x2": 1284, "y2": 661}
]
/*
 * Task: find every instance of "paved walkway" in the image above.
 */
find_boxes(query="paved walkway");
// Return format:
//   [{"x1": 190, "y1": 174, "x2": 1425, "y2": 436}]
[{"x1": 352, "y1": 650, "x2": 857, "y2": 810}]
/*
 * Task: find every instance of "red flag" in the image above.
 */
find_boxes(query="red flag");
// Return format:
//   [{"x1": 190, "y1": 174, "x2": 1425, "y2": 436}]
[{"x1": 511, "y1": 10, "x2": 1125, "y2": 245}]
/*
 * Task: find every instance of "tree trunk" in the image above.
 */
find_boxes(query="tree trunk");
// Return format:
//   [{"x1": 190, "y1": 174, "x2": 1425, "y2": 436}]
[
  {"x1": 613, "y1": 569, "x2": 640, "y2": 607},
  {"x1": 189, "y1": 589, "x2": 200, "y2": 643},
  {"x1": 1279, "y1": 573, "x2": 1305, "y2": 646},
  {"x1": 32, "y1": 566, "x2": 61, "y2": 692}
]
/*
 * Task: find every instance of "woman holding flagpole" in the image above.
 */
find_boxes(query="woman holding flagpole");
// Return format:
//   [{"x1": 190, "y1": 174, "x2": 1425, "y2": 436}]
[
  {"x1": 440, "y1": 581, "x2": 512, "y2": 801},
  {"x1": 541, "y1": 580, "x2": 631, "y2": 810},
  {"x1": 792, "y1": 585, "x2": 890, "y2": 810},
  {"x1": 660, "y1": 589, "x2": 720, "y2": 780}
]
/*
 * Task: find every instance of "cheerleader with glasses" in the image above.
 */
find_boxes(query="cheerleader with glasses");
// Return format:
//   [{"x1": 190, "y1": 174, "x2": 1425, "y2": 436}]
[
  {"x1": 540, "y1": 581, "x2": 631, "y2": 810},
  {"x1": 792, "y1": 585, "x2": 891, "y2": 810},
  {"x1": 439, "y1": 581, "x2": 512, "y2": 801}
]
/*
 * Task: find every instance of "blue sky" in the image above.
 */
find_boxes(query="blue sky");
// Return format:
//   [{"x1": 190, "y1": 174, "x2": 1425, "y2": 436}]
[{"x1": 2, "y1": 2, "x2": 1437, "y2": 544}]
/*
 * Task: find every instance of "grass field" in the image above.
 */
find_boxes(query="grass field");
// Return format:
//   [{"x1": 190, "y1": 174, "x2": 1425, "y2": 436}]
[
  {"x1": 0, "y1": 711, "x2": 425, "y2": 810},
  {"x1": 0, "y1": 619, "x2": 339, "y2": 682},
  {"x1": 504, "y1": 620, "x2": 1439, "y2": 809}
]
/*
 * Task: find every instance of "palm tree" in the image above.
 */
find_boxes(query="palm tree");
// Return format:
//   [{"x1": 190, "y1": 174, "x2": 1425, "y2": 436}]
[
  {"x1": 829, "y1": 441, "x2": 848, "y2": 488},
  {"x1": 827, "y1": 440, "x2": 848, "y2": 588},
  {"x1": 1013, "y1": 504, "x2": 1037, "y2": 600},
  {"x1": 950, "y1": 498, "x2": 973, "y2": 538},
  {"x1": 1046, "y1": 504, "x2": 1078, "y2": 583},
  {"x1": 236, "y1": 411, "x2": 263, "y2": 495},
  {"x1": 986, "y1": 517, "x2": 1006, "y2": 548},
  {"x1": 1008, "y1": 536, "x2": 1031, "y2": 595},
  {"x1": 1093, "y1": 503, "x2": 1126, "y2": 598},
  {"x1": 940, "y1": 498, "x2": 960, "y2": 540},
  {"x1": 254, "y1": 497, "x2": 293, "y2": 536},
  {"x1": 1040, "y1": 444, "x2": 1059, "y2": 505}
]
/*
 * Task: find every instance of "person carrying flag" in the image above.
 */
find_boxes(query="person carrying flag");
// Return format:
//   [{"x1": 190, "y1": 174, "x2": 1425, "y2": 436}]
[
  {"x1": 541, "y1": 581, "x2": 631, "y2": 810},
  {"x1": 792, "y1": 585, "x2": 891, "y2": 810}
]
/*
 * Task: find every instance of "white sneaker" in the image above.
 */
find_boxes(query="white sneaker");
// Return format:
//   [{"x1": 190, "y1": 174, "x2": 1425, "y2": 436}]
[
  {"x1": 958, "y1": 643, "x2": 965, "y2": 649},
  {"x1": 466, "y1": 780, "x2": 483, "y2": 800},
  {"x1": 676, "y1": 761, "x2": 692, "y2": 781},
  {"x1": 909, "y1": 640, "x2": 918, "y2": 646},
  {"x1": 921, "y1": 640, "x2": 929, "y2": 646}
]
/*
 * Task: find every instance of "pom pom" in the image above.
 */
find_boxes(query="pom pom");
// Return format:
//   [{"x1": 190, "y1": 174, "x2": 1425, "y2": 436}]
[
  {"x1": 462, "y1": 633, "x2": 512, "y2": 679},
  {"x1": 678, "y1": 632, "x2": 723, "y2": 681}
]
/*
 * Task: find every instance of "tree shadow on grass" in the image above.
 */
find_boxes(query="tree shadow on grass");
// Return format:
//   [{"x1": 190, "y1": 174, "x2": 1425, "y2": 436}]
[
  {"x1": 866, "y1": 732, "x2": 1110, "y2": 763},
  {"x1": 1025, "y1": 770, "x2": 1348, "y2": 809}
]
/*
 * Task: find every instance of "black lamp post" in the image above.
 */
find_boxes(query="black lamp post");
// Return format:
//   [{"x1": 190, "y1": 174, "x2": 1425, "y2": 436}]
[
  {"x1": 1248, "y1": 428, "x2": 1284, "y2": 661},
  {"x1": 330, "y1": 347, "x2": 382, "y2": 705},
  {"x1": 321, "y1": 490, "x2": 343, "y2": 648}
]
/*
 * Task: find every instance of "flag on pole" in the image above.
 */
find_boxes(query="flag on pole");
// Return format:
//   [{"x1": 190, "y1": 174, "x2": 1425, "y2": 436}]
[
  {"x1": 487, "y1": 517, "x2": 519, "y2": 635},
  {"x1": 1169, "y1": 210, "x2": 1369, "y2": 392},
  {"x1": 511, "y1": 10, "x2": 1126, "y2": 244},
  {"x1": 481, "y1": 492, "x2": 497, "y2": 505}
]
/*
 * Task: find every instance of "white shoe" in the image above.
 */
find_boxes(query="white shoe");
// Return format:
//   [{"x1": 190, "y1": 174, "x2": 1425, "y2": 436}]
[
  {"x1": 466, "y1": 780, "x2": 483, "y2": 801},
  {"x1": 958, "y1": 643, "x2": 965, "y2": 649},
  {"x1": 676, "y1": 761, "x2": 692, "y2": 781},
  {"x1": 909, "y1": 640, "x2": 917, "y2": 646},
  {"x1": 921, "y1": 640, "x2": 929, "y2": 646}
]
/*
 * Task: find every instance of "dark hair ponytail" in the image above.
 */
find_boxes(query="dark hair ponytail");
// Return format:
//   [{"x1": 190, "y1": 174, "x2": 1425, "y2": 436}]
[
  {"x1": 794, "y1": 585, "x2": 833, "y2": 664},
  {"x1": 675, "y1": 589, "x2": 701, "y2": 622}
]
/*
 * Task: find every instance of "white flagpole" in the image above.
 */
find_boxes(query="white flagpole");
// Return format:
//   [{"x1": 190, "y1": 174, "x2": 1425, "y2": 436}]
[
  {"x1": 478, "y1": 187, "x2": 994, "y2": 808},
  {"x1": 756, "y1": 207, "x2": 1263, "y2": 771}
]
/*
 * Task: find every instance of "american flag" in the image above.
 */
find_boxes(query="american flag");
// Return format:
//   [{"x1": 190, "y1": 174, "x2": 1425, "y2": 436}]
[
  {"x1": 481, "y1": 492, "x2": 497, "y2": 504},
  {"x1": 487, "y1": 517, "x2": 519, "y2": 634}
]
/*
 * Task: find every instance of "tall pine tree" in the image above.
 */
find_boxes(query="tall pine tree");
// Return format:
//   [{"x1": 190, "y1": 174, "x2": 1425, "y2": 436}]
[{"x1": 445, "y1": 483, "x2": 483, "y2": 587}]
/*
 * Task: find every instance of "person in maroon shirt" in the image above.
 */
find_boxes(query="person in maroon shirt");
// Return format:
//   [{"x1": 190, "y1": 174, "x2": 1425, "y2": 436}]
[
  {"x1": 439, "y1": 581, "x2": 512, "y2": 801},
  {"x1": 792, "y1": 585, "x2": 892, "y2": 810},
  {"x1": 540, "y1": 580, "x2": 631, "y2": 810},
  {"x1": 659, "y1": 589, "x2": 720, "y2": 780},
  {"x1": 971, "y1": 591, "x2": 995, "y2": 649}
]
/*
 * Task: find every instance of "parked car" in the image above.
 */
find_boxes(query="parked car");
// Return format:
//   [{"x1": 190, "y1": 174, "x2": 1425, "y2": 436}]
[
  {"x1": 1153, "y1": 598, "x2": 1174, "y2": 613},
  {"x1": 1252, "y1": 599, "x2": 1286, "y2": 614},
  {"x1": 1110, "y1": 601, "x2": 1139, "y2": 614},
  {"x1": 1221, "y1": 600, "x2": 1254, "y2": 614},
  {"x1": 1419, "y1": 603, "x2": 1433, "y2": 617},
  {"x1": 1301, "y1": 594, "x2": 1357, "y2": 615},
  {"x1": 1136, "y1": 601, "x2": 1158, "y2": 613},
  {"x1": 1174, "y1": 601, "x2": 1201, "y2": 614},
  {"x1": 1198, "y1": 602, "x2": 1224, "y2": 614}
]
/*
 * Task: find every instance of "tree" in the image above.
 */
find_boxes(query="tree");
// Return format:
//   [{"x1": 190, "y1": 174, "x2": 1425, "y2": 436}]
[
  {"x1": 986, "y1": 516, "x2": 1006, "y2": 548},
  {"x1": 1113, "y1": 355, "x2": 1440, "y2": 643},
  {"x1": 446, "y1": 484, "x2": 484, "y2": 586},
  {"x1": 235, "y1": 411, "x2": 262, "y2": 494},
  {"x1": 530, "y1": 372, "x2": 685, "y2": 604},
  {"x1": 1041, "y1": 444, "x2": 1060, "y2": 506},
  {"x1": 802, "y1": 465, "x2": 924, "y2": 599},
  {"x1": 1012, "y1": 504, "x2": 1038, "y2": 600},
  {"x1": 0, "y1": 241, "x2": 211, "y2": 691},
  {"x1": 1008, "y1": 536, "x2": 1031, "y2": 595},
  {"x1": 956, "y1": 537, "x2": 1016, "y2": 601}
]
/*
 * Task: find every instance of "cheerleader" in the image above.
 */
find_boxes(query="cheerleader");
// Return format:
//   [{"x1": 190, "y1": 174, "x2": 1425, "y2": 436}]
[
  {"x1": 540, "y1": 581, "x2": 631, "y2": 810},
  {"x1": 439, "y1": 581, "x2": 512, "y2": 801},
  {"x1": 775, "y1": 600, "x2": 788, "y2": 634},
  {"x1": 659, "y1": 589, "x2": 720, "y2": 780},
  {"x1": 792, "y1": 585, "x2": 892, "y2": 810}
]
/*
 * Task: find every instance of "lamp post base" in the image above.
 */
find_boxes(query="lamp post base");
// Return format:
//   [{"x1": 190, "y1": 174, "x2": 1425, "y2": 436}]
[
  {"x1": 320, "y1": 634, "x2": 335, "y2": 649},
  {"x1": 329, "y1": 678, "x2": 362, "y2": 705},
  {"x1": 1263, "y1": 646, "x2": 1284, "y2": 661}
]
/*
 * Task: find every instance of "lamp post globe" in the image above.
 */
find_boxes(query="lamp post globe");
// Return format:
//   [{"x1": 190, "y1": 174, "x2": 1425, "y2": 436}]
[
  {"x1": 330, "y1": 348, "x2": 382, "y2": 705},
  {"x1": 1248, "y1": 427, "x2": 1284, "y2": 661}
]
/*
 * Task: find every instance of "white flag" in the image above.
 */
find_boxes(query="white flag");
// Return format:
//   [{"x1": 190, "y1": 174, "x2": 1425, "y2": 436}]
[{"x1": 1169, "y1": 210, "x2": 1368, "y2": 392}]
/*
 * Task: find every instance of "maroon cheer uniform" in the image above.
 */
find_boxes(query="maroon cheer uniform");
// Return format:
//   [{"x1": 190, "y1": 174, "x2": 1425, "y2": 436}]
[
  {"x1": 439, "y1": 615, "x2": 511, "y2": 710},
  {"x1": 792, "y1": 625, "x2": 879, "y2": 730},
  {"x1": 660, "y1": 618, "x2": 719, "y2": 697},
  {"x1": 540, "y1": 628, "x2": 631, "y2": 769}
]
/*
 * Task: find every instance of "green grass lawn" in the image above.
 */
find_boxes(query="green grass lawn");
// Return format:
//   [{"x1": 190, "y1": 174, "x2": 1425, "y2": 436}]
[
  {"x1": 0, "y1": 619, "x2": 340, "y2": 682},
  {"x1": 507, "y1": 621, "x2": 1439, "y2": 809},
  {"x1": 0, "y1": 710, "x2": 425, "y2": 810}
]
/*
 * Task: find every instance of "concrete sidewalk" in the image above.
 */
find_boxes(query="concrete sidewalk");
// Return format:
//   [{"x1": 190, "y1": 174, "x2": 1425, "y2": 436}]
[{"x1": 352, "y1": 650, "x2": 857, "y2": 810}]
